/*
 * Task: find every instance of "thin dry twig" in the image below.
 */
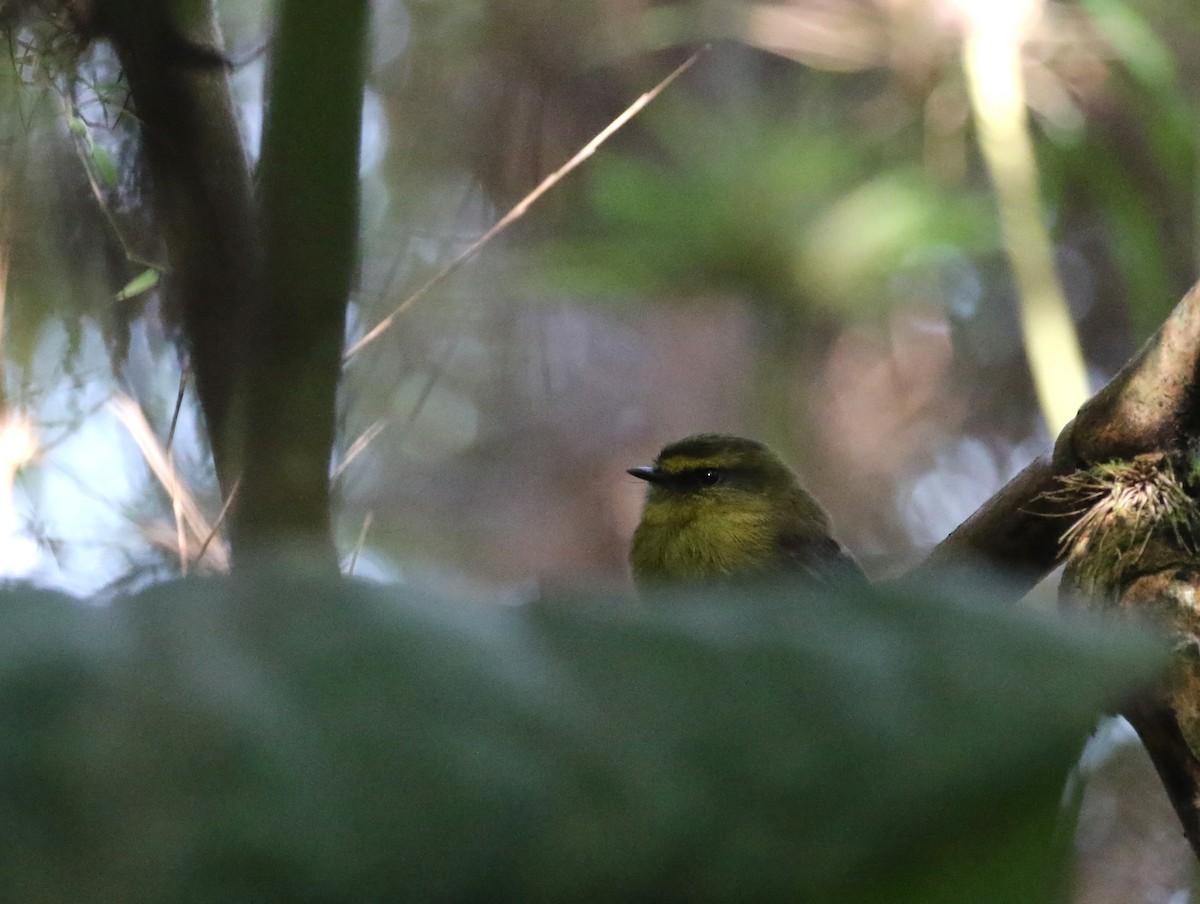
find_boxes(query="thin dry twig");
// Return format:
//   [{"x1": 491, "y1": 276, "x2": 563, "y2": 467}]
[
  {"x1": 171, "y1": 455, "x2": 187, "y2": 574},
  {"x1": 332, "y1": 418, "x2": 388, "y2": 481},
  {"x1": 346, "y1": 510, "x2": 373, "y2": 576},
  {"x1": 164, "y1": 371, "x2": 190, "y2": 571},
  {"x1": 109, "y1": 393, "x2": 229, "y2": 570},
  {"x1": 193, "y1": 476, "x2": 240, "y2": 570},
  {"x1": 343, "y1": 46, "x2": 710, "y2": 361},
  {"x1": 165, "y1": 370, "x2": 188, "y2": 454}
]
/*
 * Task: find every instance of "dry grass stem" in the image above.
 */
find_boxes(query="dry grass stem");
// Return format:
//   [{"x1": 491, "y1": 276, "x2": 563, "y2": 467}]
[
  {"x1": 164, "y1": 372, "x2": 191, "y2": 571},
  {"x1": 193, "y1": 476, "x2": 240, "y2": 570},
  {"x1": 1052, "y1": 455, "x2": 1196, "y2": 571},
  {"x1": 171, "y1": 454, "x2": 187, "y2": 574},
  {"x1": 333, "y1": 418, "x2": 388, "y2": 480},
  {"x1": 165, "y1": 370, "x2": 188, "y2": 454},
  {"x1": 347, "y1": 510, "x2": 373, "y2": 576},
  {"x1": 342, "y1": 46, "x2": 710, "y2": 361},
  {"x1": 109, "y1": 393, "x2": 229, "y2": 570}
]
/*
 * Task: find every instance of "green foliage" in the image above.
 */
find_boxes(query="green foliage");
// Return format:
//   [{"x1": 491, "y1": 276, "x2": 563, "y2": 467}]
[
  {"x1": 1083, "y1": 0, "x2": 1178, "y2": 87},
  {"x1": 542, "y1": 107, "x2": 994, "y2": 316},
  {"x1": 1041, "y1": 0, "x2": 1199, "y2": 342},
  {"x1": 114, "y1": 268, "x2": 160, "y2": 302},
  {"x1": 0, "y1": 567, "x2": 1162, "y2": 901}
]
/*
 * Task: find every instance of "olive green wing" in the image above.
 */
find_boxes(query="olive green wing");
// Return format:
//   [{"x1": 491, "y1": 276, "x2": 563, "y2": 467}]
[{"x1": 775, "y1": 529, "x2": 867, "y2": 584}]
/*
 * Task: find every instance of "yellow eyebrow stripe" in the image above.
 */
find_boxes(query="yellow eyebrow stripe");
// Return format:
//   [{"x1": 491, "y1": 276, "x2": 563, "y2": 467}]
[{"x1": 657, "y1": 453, "x2": 743, "y2": 473}]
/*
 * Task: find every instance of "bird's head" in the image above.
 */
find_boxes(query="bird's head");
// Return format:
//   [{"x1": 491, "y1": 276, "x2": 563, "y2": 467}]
[
  {"x1": 628, "y1": 434, "x2": 855, "y2": 587},
  {"x1": 628, "y1": 434, "x2": 829, "y2": 533}
]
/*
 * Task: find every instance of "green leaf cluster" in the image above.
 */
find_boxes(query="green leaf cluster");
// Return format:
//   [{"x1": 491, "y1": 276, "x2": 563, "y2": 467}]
[
  {"x1": 0, "y1": 567, "x2": 1161, "y2": 901},
  {"x1": 542, "y1": 106, "x2": 994, "y2": 316}
]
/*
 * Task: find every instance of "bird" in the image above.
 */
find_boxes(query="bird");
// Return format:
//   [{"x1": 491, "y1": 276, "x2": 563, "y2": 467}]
[{"x1": 627, "y1": 433, "x2": 864, "y2": 590}]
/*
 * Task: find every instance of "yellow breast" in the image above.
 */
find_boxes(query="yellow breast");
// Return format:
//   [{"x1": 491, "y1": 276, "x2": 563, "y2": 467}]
[{"x1": 630, "y1": 495, "x2": 776, "y2": 585}]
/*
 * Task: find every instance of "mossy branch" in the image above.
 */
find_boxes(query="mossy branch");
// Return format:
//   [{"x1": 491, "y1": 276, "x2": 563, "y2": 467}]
[
  {"x1": 101, "y1": 0, "x2": 370, "y2": 566},
  {"x1": 907, "y1": 281, "x2": 1200, "y2": 857},
  {"x1": 908, "y1": 282, "x2": 1200, "y2": 596},
  {"x1": 101, "y1": 0, "x2": 259, "y2": 498}
]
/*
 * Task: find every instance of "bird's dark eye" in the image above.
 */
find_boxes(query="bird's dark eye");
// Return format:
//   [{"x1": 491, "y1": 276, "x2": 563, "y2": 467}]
[{"x1": 698, "y1": 468, "x2": 721, "y2": 486}]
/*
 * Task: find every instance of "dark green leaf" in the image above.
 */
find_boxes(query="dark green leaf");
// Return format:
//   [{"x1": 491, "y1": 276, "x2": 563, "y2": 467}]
[{"x1": 0, "y1": 568, "x2": 1162, "y2": 901}]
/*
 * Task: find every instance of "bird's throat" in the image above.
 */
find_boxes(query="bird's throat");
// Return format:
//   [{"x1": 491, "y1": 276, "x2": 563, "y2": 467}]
[{"x1": 630, "y1": 499, "x2": 776, "y2": 584}]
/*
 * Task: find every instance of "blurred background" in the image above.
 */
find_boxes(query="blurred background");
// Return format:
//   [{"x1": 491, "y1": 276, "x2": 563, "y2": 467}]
[{"x1": 0, "y1": 0, "x2": 1197, "y2": 899}]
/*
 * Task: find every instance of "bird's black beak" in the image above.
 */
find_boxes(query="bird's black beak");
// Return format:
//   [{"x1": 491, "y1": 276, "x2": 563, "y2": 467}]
[{"x1": 627, "y1": 466, "x2": 662, "y2": 484}]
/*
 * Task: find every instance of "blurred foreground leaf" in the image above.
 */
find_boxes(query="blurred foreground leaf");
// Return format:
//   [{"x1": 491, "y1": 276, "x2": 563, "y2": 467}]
[{"x1": 0, "y1": 569, "x2": 1162, "y2": 901}]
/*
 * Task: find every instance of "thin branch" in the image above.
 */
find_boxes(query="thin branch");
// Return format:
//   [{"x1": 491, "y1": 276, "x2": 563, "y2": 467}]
[
  {"x1": 193, "y1": 476, "x2": 240, "y2": 570},
  {"x1": 903, "y1": 454, "x2": 1067, "y2": 593},
  {"x1": 165, "y1": 369, "x2": 188, "y2": 455},
  {"x1": 346, "y1": 510, "x2": 373, "y2": 576},
  {"x1": 332, "y1": 418, "x2": 388, "y2": 481},
  {"x1": 164, "y1": 371, "x2": 189, "y2": 572},
  {"x1": 170, "y1": 455, "x2": 187, "y2": 575},
  {"x1": 105, "y1": 0, "x2": 261, "y2": 500},
  {"x1": 109, "y1": 393, "x2": 229, "y2": 570},
  {"x1": 907, "y1": 280, "x2": 1200, "y2": 597},
  {"x1": 907, "y1": 277, "x2": 1200, "y2": 857}
]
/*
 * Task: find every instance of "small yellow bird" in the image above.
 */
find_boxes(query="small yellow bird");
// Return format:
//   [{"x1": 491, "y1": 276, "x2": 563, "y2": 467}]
[{"x1": 628, "y1": 433, "x2": 864, "y2": 590}]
